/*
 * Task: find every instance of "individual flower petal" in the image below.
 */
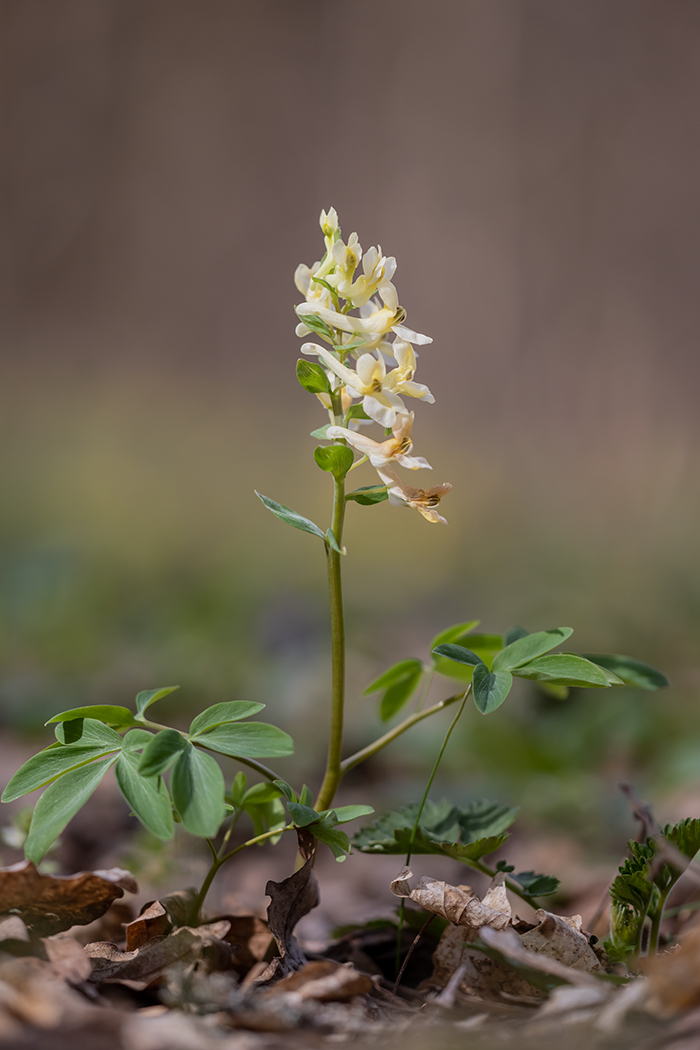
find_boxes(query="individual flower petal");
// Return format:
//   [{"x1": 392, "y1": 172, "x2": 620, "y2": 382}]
[
  {"x1": 376, "y1": 467, "x2": 451, "y2": 524},
  {"x1": 392, "y1": 324, "x2": 433, "y2": 345}
]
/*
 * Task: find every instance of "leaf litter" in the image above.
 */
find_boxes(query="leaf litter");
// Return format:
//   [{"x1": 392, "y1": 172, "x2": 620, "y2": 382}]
[{"x1": 2, "y1": 847, "x2": 700, "y2": 1049}]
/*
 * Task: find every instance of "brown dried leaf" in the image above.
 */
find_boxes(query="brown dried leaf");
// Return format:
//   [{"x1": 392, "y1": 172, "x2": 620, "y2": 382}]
[
  {"x1": 42, "y1": 933, "x2": 93, "y2": 983},
  {"x1": 221, "y1": 915, "x2": 275, "y2": 977},
  {"x1": 85, "y1": 920, "x2": 231, "y2": 989},
  {"x1": 390, "y1": 868, "x2": 511, "y2": 930},
  {"x1": 0, "y1": 915, "x2": 30, "y2": 944},
  {"x1": 0, "y1": 860, "x2": 137, "y2": 936},
  {"x1": 415, "y1": 869, "x2": 604, "y2": 1004},
  {"x1": 255, "y1": 830, "x2": 320, "y2": 983},
  {"x1": 266, "y1": 959, "x2": 373, "y2": 1002},
  {"x1": 520, "y1": 910, "x2": 604, "y2": 973},
  {"x1": 124, "y1": 900, "x2": 171, "y2": 951}
]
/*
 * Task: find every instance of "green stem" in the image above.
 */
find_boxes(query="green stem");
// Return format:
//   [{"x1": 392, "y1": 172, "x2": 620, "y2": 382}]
[
  {"x1": 339, "y1": 691, "x2": 466, "y2": 774},
  {"x1": 314, "y1": 470, "x2": 347, "y2": 812},
  {"x1": 648, "y1": 888, "x2": 670, "y2": 955},
  {"x1": 193, "y1": 823, "x2": 294, "y2": 923},
  {"x1": 406, "y1": 685, "x2": 471, "y2": 864},
  {"x1": 395, "y1": 685, "x2": 471, "y2": 976}
]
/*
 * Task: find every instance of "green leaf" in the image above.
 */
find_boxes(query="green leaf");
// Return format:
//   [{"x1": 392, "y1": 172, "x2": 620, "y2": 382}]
[
  {"x1": 296, "y1": 358, "x2": 331, "y2": 395},
  {"x1": 513, "y1": 654, "x2": 613, "y2": 687},
  {"x1": 115, "y1": 751, "x2": 174, "y2": 840},
  {"x1": 333, "y1": 338, "x2": 367, "y2": 353},
  {"x1": 432, "y1": 632, "x2": 503, "y2": 681},
  {"x1": 310, "y1": 424, "x2": 331, "y2": 439},
  {"x1": 47, "y1": 705, "x2": 137, "y2": 729},
  {"x1": 189, "y1": 701, "x2": 266, "y2": 737},
  {"x1": 311, "y1": 820, "x2": 352, "y2": 861},
  {"x1": 274, "y1": 779, "x2": 295, "y2": 802},
  {"x1": 54, "y1": 718, "x2": 124, "y2": 747},
  {"x1": 363, "y1": 659, "x2": 425, "y2": 695},
  {"x1": 363, "y1": 659, "x2": 425, "y2": 722},
  {"x1": 328, "y1": 805, "x2": 375, "y2": 825},
  {"x1": 380, "y1": 675, "x2": 423, "y2": 721},
  {"x1": 170, "y1": 744, "x2": 226, "y2": 837},
  {"x1": 353, "y1": 798, "x2": 518, "y2": 856},
  {"x1": 288, "y1": 802, "x2": 320, "y2": 827},
  {"x1": 430, "y1": 621, "x2": 480, "y2": 649},
  {"x1": 441, "y1": 834, "x2": 510, "y2": 862},
  {"x1": 345, "y1": 485, "x2": 388, "y2": 506},
  {"x1": 580, "y1": 654, "x2": 669, "y2": 691},
  {"x1": 326, "y1": 528, "x2": 345, "y2": 555},
  {"x1": 2, "y1": 743, "x2": 121, "y2": 802},
  {"x1": 255, "y1": 492, "x2": 326, "y2": 540},
  {"x1": 503, "y1": 625, "x2": 529, "y2": 645},
  {"x1": 245, "y1": 794, "x2": 287, "y2": 841},
  {"x1": 135, "y1": 686, "x2": 179, "y2": 720},
  {"x1": 345, "y1": 404, "x2": 371, "y2": 422},
  {"x1": 492, "y1": 628, "x2": 573, "y2": 671},
  {"x1": 138, "y1": 729, "x2": 188, "y2": 777},
  {"x1": 299, "y1": 784, "x2": 313, "y2": 807},
  {"x1": 242, "y1": 781, "x2": 282, "y2": 805},
  {"x1": 472, "y1": 665, "x2": 513, "y2": 714},
  {"x1": 431, "y1": 643, "x2": 485, "y2": 667},
  {"x1": 314, "y1": 444, "x2": 354, "y2": 479},
  {"x1": 665, "y1": 818, "x2": 700, "y2": 863},
  {"x1": 512, "y1": 870, "x2": 560, "y2": 896},
  {"x1": 295, "y1": 310, "x2": 334, "y2": 341},
  {"x1": 310, "y1": 275, "x2": 337, "y2": 297},
  {"x1": 121, "y1": 729, "x2": 156, "y2": 750},
  {"x1": 194, "y1": 722, "x2": 294, "y2": 758},
  {"x1": 229, "y1": 771, "x2": 247, "y2": 809},
  {"x1": 24, "y1": 757, "x2": 118, "y2": 864}
]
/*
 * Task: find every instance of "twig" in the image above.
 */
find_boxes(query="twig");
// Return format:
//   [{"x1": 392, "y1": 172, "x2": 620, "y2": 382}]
[{"x1": 392, "y1": 915, "x2": 435, "y2": 995}]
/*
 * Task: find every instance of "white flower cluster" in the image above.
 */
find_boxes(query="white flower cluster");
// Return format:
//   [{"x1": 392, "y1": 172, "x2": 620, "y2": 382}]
[{"x1": 295, "y1": 208, "x2": 451, "y2": 524}]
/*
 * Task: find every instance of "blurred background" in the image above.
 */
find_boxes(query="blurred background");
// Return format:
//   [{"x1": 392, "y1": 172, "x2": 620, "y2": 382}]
[{"x1": 2, "y1": 0, "x2": 700, "y2": 909}]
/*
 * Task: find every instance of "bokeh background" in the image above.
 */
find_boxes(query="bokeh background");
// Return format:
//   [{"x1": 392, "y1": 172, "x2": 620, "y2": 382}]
[{"x1": 2, "y1": 0, "x2": 700, "y2": 912}]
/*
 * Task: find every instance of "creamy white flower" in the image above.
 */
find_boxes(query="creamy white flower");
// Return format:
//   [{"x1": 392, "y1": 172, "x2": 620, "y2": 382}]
[
  {"x1": 297, "y1": 301, "x2": 401, "y2": 339},
  {"x1": 376, "y1": 466, "x2": 452, "y2": 525},
  {"x1": 294, "y1": 262, "x2": 333, "y2": 310},
  {"x1": 329, "y1": 241, "x2": 398, "y2": 310},
  {"x1": 301, "y1": 344, "x2": 406, "y2": 427},
  {"x1": 326, "y1": 413, "x2": 431, "y2": 470}
]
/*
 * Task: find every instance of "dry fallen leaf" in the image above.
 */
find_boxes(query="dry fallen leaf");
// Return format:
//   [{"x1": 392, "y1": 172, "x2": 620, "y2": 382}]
[
  {"x1": 393, "y1": 868, "x2": 604, "y2": 1004},
  {"x1": 124, "y1": 900, "x2": 171, "y2": 951},
  {"x1": 85, "y1": 920, "x2": 232, "y2": 989},
  {"x1": 391, "y1": 868, "x2": 512, "y2": 930},
  {"x1": 264, "y1": 960, "x2": 373, "y2": 1002},
  {"x1": 0, "y1": 860, "x2": 137, "y2": 936},
  {"x1": 256, "y1": 830, "x2": 320, "y2": 983}
]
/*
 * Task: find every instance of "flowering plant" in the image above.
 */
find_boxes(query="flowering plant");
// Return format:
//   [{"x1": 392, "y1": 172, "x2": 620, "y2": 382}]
[{"x1": 1, "y1": 210, "x2": 669, "y2": 945}]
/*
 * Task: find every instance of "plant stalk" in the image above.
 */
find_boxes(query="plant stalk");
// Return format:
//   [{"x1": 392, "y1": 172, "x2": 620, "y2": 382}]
[
  {"x1": 395, "y1": 685, "x2": 471, "y2": 975},
  {"x1": 339, "y1": 691, "x2": 466, "y2": 774},
  {"x1": 193, "y1": 823, "x2": 294, "y2": 923},
  {"x1": 314, "y1": 470, "x2": 347, "y2": 812}
]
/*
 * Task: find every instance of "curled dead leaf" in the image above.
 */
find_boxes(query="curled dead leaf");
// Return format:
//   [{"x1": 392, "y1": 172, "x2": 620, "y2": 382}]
[
  {"x1": 0, "y1": 860, "x2": 137, "y2": 936},
  {"x1": 256, "y1": 830, "x2": 320, "y2": 984},
  {"x1": 124, "y1": 900, "x2": 171, "y2": 951},
  {"x1": 391, "y1": 868, "x2": 511, "y2": 930}
]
